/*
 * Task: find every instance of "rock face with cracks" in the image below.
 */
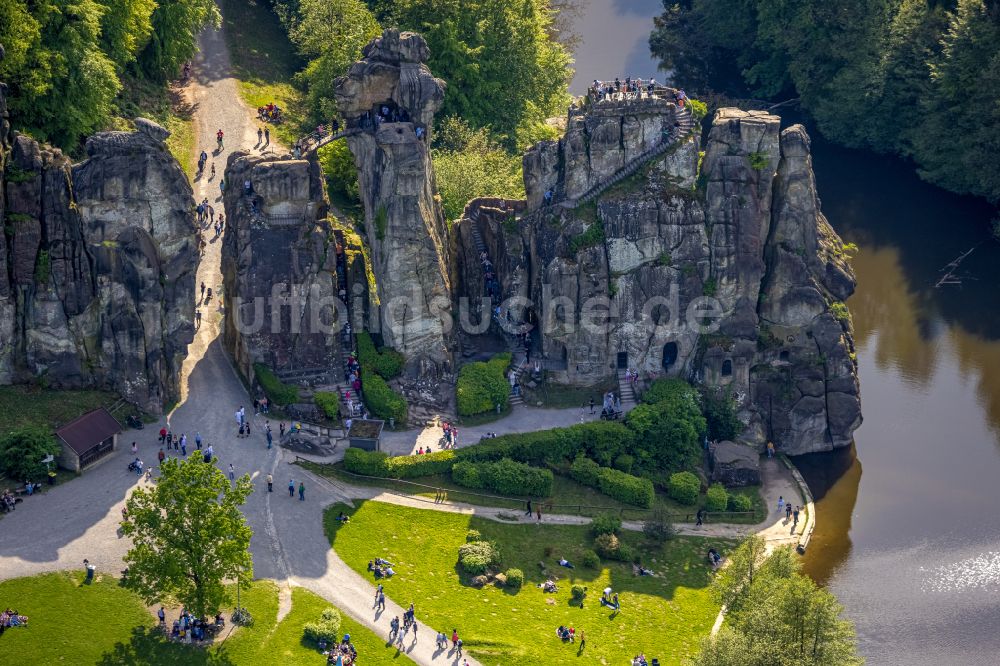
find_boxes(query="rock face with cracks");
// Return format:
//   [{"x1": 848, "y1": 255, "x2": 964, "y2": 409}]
[
  {"x1": 0, "y1": 82, "x2": 195, "y2": 413},
  {"x1": 455, "y1": 104, "x2": 861, "y2": 455},
  {"x1": 335, "y1": 29, "x2": 453, "y2": 378},
  {"x1": 220, "y1": 152, "x2": 343, "y2": 384}
]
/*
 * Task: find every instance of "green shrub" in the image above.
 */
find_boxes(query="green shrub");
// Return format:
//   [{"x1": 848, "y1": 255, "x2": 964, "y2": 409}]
[
  {"x1": 596, "y1": 467, "x2": 655, "y2": 508},
  {"x1": 593, "y1": 533, "x2": 621, "y2": 559},
  {"x1": 456, "y1": 353, "x2": 511, "y2": 416},
  {"x1": 705, "y1": 483, "x2": 729, "y2": 511},
  {"x1": 452, "y1": 458, "x2": 553, "y2": 496},
  {"x1": 363, "y1": 373, "x2": 407, "y2": 424},
  {"x1": 343, "y1": 447, "x2": 390, "y2": 476},
  {"x1": 458, "y1": 540, "x2": 501, "y2": 574},
  {"x1": 728, "y1": 493, "x2": 753, "y2": 512},
  {"x1": 642, "y1": 508, "x2": 676, "y2": 544},
  {"x1": 612, "y1": 453, "x2": 634, "y2": 473},
  {"x1": 581, "y1": 549, "x2": 601, "y2": 569},
  {"x1": 618, "y1": 542, "x2": 637, "y2": 564},
  {"x1": 385, "y1": 450, "x2": 455, "y2": 478},
  {"x1": 303, "y1": 607, "x2": 342, "y2": 644},
  {"x1": 459, "y1": 421, "x2": 635, "y2": 468},
  {"x1": 356, "y1": 331, "x2": 405, "y2": 379},
  {"x1": 569, "y1": 219, "x2": 605, "y2": 254},
  {"x1": 590, "y1": 512, "x2": 622, "y2": 536},
  {"x1": 253, "y1": 363, "x2": 300, "y2": 406},
  {"x1": 688, "y1": 98, "x2": 708, "y2": 124},
  {"x1": 830, "y1": 301, "x2": 851, "y2": 322},
  {"x1": 504, "y1": 567, "x2": 524, "y2": 589},
  {"x1": 700, "y1": 387, "x2": 742, "y2": 441},
  {"x1": 0, "y1": 427, "x2": 60, "y2": 481},
  {"x1": 314, "y1": 391, "x2": 340, "y2": 420},
  {"x1": 748, "y1": 151, "x2": 769, "y2": 171},
  {"x1": 466, "y1": 529, "x2": 482, "y2": 542},
  {"x1": 569, "y1": 455, "x2": 600, "y2": 486},
  {"x1": 668, "y1": 471, "x2": 701, "y2": 505},
  {"x1": 570, "y1": 584, "x2": 586, "y2": 603}
]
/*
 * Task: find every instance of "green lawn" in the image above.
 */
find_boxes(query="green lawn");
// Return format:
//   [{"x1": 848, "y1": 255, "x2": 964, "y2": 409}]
[
  {"x1": 220, "y1": 0, "x2": 306, "y2": 148},
  {"x1": 325, "y1": 501, "x2": 732, "y2": 666},
  {"x1": 112, "y1": 74, "x2": 196, "y2": 180},
  {"x1": 300, "y1": 460, "x2": 766, "y2": 523},
  {"x1": 0, "y1": 573, "x2": 412, "y2": 665}
]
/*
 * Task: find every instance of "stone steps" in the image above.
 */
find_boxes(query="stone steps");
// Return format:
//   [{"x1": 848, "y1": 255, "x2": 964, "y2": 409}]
[{"x1": 617, "y1": 370, "x2": 637, "y2": 407}]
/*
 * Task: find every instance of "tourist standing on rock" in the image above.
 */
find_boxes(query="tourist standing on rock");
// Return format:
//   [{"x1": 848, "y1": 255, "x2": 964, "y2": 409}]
[
  {"x1": 264, "y1": 127, "x2": 270, "y2": 147},
  {"x1": 257, "y1": 127, "x2": 263, "y2": 144},
  {"x1": 778, "y1": 496, "x2": 784, "y2": 513}
]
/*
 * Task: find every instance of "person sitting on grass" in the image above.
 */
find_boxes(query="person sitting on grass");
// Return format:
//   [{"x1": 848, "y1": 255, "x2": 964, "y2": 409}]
[
  {"x1": 558, "y1": 557, "x2": 574, "y2": 569},
  {"x1": 541, "y1": 580, "x2": 557, "y2": 593},
  {"x1": 337, "y1": 512, "x2": 350, "y2": 523},
  {"x1": 707, "y1": 548, "x2": 722, "y2": 569}
]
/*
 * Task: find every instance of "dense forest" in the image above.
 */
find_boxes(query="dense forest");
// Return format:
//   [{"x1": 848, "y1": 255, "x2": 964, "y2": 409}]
[
  {"x1": 650, "y1": 0, "x2": 1000, "y2": 204},
  {"x1": 0, "y1": 0, "x2": 218, "y2": 149}
]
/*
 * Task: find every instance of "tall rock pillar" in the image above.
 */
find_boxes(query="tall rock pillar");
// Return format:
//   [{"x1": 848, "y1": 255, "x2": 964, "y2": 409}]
[{"x1": 335, "y1": 29, "x2": 453, "y2": 376}]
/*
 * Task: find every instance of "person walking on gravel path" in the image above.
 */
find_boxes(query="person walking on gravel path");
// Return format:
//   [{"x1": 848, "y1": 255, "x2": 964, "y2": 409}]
[
  {"x1": 264, "y1": 127, "x2": 270, "y2": 147},
  {"x1": 298, "y1": 481, "x2": 305, "y2": 501},
  {"x1": 229, "y1": 463, "x2": 235, "y2": 482},
  {"x1": 195, "y1": 432, "x2": 202, "y2": 450},
  {"x1": 257, "y1": 127, "x2": 263, "y2": 145},
  {"x1": 266, "y1": 473, "x2": 272, "y2": 492},
  {"x1": 216, "y1": 129, "x2": 224, "y2": 149},
  {"x1": 288, "y1": 479, "x2": 295, "y2": 497}
]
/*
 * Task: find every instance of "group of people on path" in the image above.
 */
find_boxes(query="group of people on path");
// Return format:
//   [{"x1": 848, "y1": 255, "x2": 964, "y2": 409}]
[
  {"x1": 776, "y1": 495, "x2": 803, "y2": 527},
  {"x1": 439, "y1": 421, "x2": 459, "y2": 449}
]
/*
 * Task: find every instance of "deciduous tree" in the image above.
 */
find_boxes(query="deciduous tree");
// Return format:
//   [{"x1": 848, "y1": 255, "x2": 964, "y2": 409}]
[{"x1": 121, "y1": 456, "x2": 254, "y2": 618}]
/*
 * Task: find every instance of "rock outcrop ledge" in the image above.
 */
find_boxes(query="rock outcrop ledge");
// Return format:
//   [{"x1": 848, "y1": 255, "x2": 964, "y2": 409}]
[
  {"x1": 455, "y1": 102, "x2": 861, "y2": 455},
  {"x1": 0, "y1": 83, "x2": 196, "y2": 413}
]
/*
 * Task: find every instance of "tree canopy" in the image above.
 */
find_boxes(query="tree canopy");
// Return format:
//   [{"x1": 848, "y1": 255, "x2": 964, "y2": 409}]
[
  {"x1": 650, "y1": 0, "x2": 1000, "y2": 203},
  {"x1": 120, "y1": 455, "x2": 254, "y2": 618},
  {"x1": 696, "y1": 535, "x2": 863, "y2": 666},
  {"x1": 626, "y1": 378, "x2": 706, "y2": 473},
  {"x1": 0, "y1": 0, "x2": 218, "y2": 149},
  {"x1": 372, "y1": 0, "x2": 572, "y2": 149},
  {"x1": 431, "y1": 117, "x2": 526, "y2": 222},
  {"x1": 0, "y1": 426, "x2": 60, "y2": 482}
]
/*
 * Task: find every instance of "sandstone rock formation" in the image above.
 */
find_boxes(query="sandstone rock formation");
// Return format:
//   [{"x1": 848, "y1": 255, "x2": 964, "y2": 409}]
[
  {"x1": 455, "y1": 99, "x2": 861, "y2": 455},
  {"x1": 0, "y1": 85, "x2": 196, "y2": 413},
  {"x1": 334, "y1": 29, "x2": 453, "y2": 377},
  {"x1": 221, "y1": 152, "x2": 344, "y2": 382},
  {"x1": 709, "y1": 440, "x2": 761, "y2": 487}
]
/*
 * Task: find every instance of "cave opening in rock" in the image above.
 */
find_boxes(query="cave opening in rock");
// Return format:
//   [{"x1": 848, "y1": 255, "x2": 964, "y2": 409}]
[
  {"x1": 617, "y1": 351, "x2": 628, "y2": 369},
  {"x1": 722, "y1": 359, "x2": 733, "y2": 377},
  {"x1": 662, "y1": 341, "x2": 678, "y2": 369}
]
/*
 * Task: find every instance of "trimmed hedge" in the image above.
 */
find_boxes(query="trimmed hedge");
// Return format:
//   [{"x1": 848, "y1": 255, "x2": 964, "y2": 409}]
[
  {"x1": 581, "y1": 549, "x2": 601, "y2": 569},
  {"x1": 456, "y1": 353, "x2": 511, "y2": 416},
  {"x1": 569, "y1": 455, "x2": 600, "y2": 486},
  {"x1": 596, "y1": 466, "x2": 655, "y2": 508},
  {"x1": 314, "y1": 391, "x2": 340, "y2": 419},
  {"x1": 343, "y1": 447, "x2": 455, "y2": 479},
  {"x1": 590, "y1": 512, "x2": 622, "y2": 536},
  {"x1": 357, "y1": 331, "x2": 405, "y2": 379},
  {"x1": 705, "y1": 483, "x2": 729, "y2": 511},
  {"x1": 458, "y1": 421, "x2": 634, "y2": 467},
  {"x1": 343, "y1": 447, "x2": 390, "y2": 476},
  {"x1": 452, "y1": 458, "x2": 553, "y2": 496},
  {"x1": 668, "y1": 471, "x2": 701, "y2": 505},
  {"x1": 570, "y1": 455, "x2": 654, "y2": 508},
  {"x1": 363, "y1": 373, "x2": 407, "y2": 424},
  {"x1": 253, "y1": 363, "x2": 299, "y2": 406}
]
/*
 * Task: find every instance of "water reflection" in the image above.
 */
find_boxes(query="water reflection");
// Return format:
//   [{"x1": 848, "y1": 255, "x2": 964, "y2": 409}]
[{"x1": 797, "y1": 130, "x2": 1000, "y2": 665}]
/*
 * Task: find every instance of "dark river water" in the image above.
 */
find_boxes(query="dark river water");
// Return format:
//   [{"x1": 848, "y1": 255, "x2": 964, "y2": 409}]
[{"x1": 570, "y1": 3, "x2": 1000, "y2": 664}]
